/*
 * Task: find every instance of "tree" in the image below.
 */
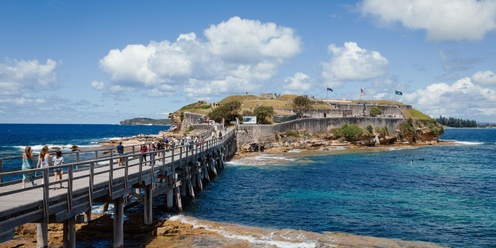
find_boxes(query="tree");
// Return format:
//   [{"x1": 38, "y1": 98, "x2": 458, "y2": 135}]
[
  {"x1": 370, "y1": 107, "x2": 382, "y2": 117},
  {"x1": 254, "y1": 105, "x2": 274, "y2": 124},
  {"x1": 208, "y1": 101, "x2": 242, "y2": 124},
  {"x1": 292, "y1": 96, "x2": 312, "y2": 118}
]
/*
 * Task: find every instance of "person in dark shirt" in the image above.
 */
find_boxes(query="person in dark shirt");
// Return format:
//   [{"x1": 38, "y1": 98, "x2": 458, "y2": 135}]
[{"x1": 116, "y1": 142, "x2": 124, "y2": 166}]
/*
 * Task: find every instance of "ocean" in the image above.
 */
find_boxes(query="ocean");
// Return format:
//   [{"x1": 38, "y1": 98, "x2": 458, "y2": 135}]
[
  {"x1": 0, "y1": 123, "x2": 169, "y2": 173},
  {"x1": 0, "y1": 125, "x2": 495, "y2": 247},
  {"x1": 183, "y1": 128, "x2": 496, "y2": 248}
]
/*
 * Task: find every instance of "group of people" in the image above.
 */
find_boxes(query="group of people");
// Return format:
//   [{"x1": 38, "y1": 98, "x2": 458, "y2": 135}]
[
  {"x1": 21, "y1": 145, "x2": 64, "y2": 190},
  {"x1": 116, "y1": 135, "x2": 209, "y2": 166}
]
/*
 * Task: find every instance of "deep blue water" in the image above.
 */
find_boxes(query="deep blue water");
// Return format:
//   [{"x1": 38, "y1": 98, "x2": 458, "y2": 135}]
[{"x1": 186, "y1": 128, "x2": 496, "y2": 248}]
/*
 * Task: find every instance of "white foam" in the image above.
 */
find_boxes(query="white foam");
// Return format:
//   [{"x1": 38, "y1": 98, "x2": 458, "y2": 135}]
[
  {"x1": 387, "y1": 146, "x2": 416, "y2": 151},
  {"x1": 253, "y1": 155, "x2": 295, "y2": 161},
  {"x1": 15, "y1": 144, "x2": 100, "y2": 153},
  {"x1": 92, "y1": 203, "x2": 114, "y2": 214},
  {"x1": 454, "y1": 141, "x2": 484, "y2": 145},
  {"x1": 229, "y1": 154, "x2": 297, "y2": 166},
  {"x1": 287, "y1": 149, "x2": 302, "y2": 153},
  {"x1": 170, "y1": 215, "x2": 318, "y2": 248}
]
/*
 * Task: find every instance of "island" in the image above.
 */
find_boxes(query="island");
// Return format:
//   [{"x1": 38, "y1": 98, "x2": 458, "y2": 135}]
[{"x1": 119, "y1": 118, "x2": 174, "y2": 126}]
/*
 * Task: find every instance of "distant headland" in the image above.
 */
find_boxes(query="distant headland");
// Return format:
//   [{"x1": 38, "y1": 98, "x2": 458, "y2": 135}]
[{"x1": 119, "y1": 118, "x2": 174, "y2": 126}]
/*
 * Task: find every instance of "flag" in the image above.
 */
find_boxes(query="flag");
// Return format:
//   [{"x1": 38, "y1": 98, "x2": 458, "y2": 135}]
[
  {"x1": 360, "y1": 89, "x2": 365, "y2": 94},
  {"x1": 395, "y1": 90, "x2": 403, "y2": 96},
  {"x1": 327, "y1": 87, "x2": 333, "y2": 92}
]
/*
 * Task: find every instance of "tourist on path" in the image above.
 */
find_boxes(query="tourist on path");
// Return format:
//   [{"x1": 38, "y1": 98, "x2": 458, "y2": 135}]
[
  {"x1": 140, "y1": 144, "x2": 148, "y2": 164},
  {"x1": 116, "y1": 142, "x2": 124, "y2": 166},
  {"x1": 36, "y1": 146, "x2": 51, "y2": 185},
  {"x1": 52, "y1": 150, "x2": 64, "y2": 190},
  {"x1": 157, "y1": 140, "x2": 165, "y2": 161},
  {"x1": 21, "y1": 146, "x2": 36, "y2": 188},
  {"x1": 149, "y1": 142, "x2": 157, "y2": 165},
  {"x1": 37, "y1": 145, "x2": 51, "y2": 169}
]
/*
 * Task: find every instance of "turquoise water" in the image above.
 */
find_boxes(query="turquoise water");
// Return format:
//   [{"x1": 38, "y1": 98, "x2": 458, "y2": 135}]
[{"x1": 186, "y1": 129, "x2": 496, "y2": 247}]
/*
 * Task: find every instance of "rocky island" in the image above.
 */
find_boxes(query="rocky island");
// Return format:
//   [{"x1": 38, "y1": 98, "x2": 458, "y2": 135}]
[{"x1": 167, "y1": 94, "x2": 445, "y2": 154}]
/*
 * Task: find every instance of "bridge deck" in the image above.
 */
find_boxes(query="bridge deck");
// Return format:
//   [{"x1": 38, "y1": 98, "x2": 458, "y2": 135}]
[{"x1": 0, "y1": 132, "x2": 235, "y2": 244}]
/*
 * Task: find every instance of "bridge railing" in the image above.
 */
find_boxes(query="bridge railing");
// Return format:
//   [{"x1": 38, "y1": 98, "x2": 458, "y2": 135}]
[
  {"x1": 0, "y1": 127, "x2": 229, "y2": 184},
  {"x1": 0, "y1": 128, "x2": 233, "y2": 196}
]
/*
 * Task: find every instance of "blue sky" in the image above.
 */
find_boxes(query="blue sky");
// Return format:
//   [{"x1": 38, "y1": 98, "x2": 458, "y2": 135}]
[{"x1": 1, "y1": 0, "x2": 495, "y2": 124}]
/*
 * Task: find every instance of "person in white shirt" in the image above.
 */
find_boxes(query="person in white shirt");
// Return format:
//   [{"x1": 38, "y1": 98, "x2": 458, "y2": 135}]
[{"x1": 52, "y1": 150, "x2": 64, "y2": 190}]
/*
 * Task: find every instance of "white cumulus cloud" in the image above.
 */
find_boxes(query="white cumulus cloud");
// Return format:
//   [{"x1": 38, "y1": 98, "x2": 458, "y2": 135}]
[
  {"x1": 0, "y1": 59, "x2": 58, "y2": 95},
  {"x1": 321, "y1": 42, "x2": 388, "y2": 86},
  {"x1": 90, "y1": 80, "x2": 105, "y2": 90},
  {"x1": 403, "y1": 77, "x2": 496, "y2": 120},
  {"x1": 359, "y1": 0, "x2": 496, "y2": 41},
  {"x1": 99, "y1": 16, "x2": 301, "y2": 98},
  {"x1": 205, "y1": 16, "x2": 301, "y2": 63},
  {"x1": 471, "y1": 70, "x2": 496, "y2": 86},
  {"x1": 283, "y1": 73, "x2": 312, "y2": 93}
]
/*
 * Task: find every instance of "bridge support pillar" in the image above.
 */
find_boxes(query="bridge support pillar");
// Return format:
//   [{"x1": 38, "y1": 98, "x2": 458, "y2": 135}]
[
  {"x1": 166, "y1": 188, "x2": 174, "y2": 210},
  {"x1": 36, "y1": 221, "x2": 48, "y2": 248},
  {"x1": 197, "y1": 173, "x2": 203, "y2": 191},
  {"x1": 187, "y1": 178, "x2": 195, "y2": 199},
  {"x1": 63, "y1": 216, "x2": 76, "y2": 248},
  {"x1": 202, "y1": 159, "x2": 210, "y2": 182},
  {"x1": 85, "y1": 209, "x2": 92, "y2": 223},
  {"x1": 175, "y1": 186, "x2": 183, "y2": 212},
  {"x1": 209, "y1": 158, "x2": 218, "y2": 177},
  {"x1": 144, "y1": 184, "x2": 153, "y2": 225},
  {"x1": 113, "y1": 197, "x2": 124, "y2": 248}
]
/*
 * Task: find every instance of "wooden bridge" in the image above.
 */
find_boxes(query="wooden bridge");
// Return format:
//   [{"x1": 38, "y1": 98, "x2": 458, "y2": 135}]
[{"x1": 0, "y1": 129, "x2": 237, "y2": 248}]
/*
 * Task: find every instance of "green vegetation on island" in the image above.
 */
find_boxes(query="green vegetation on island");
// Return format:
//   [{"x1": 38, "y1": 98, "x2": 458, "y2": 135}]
[
  {"x1": 167, "y1": 94, "x2": 449, "y2": 147},
  {"x1": 435, "y1": 116, "x2": 478, "y2": 128}
]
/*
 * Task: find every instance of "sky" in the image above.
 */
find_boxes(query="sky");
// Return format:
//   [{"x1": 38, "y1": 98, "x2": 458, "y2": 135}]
[{"x1": 1, "y1": 0, "x2": 496, "y2": 124}]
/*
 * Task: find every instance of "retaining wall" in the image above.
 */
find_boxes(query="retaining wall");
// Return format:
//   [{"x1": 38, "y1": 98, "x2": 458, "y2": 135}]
[{"x1": 238, "y1": 117, "x2": 405, "y2": 141}]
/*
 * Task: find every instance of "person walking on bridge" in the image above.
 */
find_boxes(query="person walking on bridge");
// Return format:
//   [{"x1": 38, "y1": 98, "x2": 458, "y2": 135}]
[
  {"x1": 116, "y1": 142, "x2": 124, "y2": 166},
  {"x1": 52, "y1": 150, "x2": 64, "y2": 190},
  {"x1": 37, "y1": 145, "x2": 51, "y2": 169},
  {"x1": 36, "y1": 146, "x2": 51, "y2": 185},
  {"x1": 21, "y1": 146, "x2": 36, "y2": 188},
  {"x1": 140, "y1": 144, "x2": 148, "y2": 165},
  {"x1": 149, "y1": 142, "x2": 156, "y2": 165}
]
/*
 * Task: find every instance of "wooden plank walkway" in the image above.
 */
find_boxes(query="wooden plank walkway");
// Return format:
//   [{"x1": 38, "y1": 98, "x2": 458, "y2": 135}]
[{"x1": 0, "y1": 130, "x2": 237, "y2": 246}]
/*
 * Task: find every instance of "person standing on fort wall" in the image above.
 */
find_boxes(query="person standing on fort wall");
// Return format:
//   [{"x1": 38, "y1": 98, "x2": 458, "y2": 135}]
[{"x1": 21, "y1": 146, "x2": 36, "y2": 188}]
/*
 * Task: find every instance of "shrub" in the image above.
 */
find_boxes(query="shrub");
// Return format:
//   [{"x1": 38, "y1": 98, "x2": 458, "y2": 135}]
[
  {"x1": 332, "y1": 124, "x2": 364, "y2": 141},
  {"x1": 370, "y1": 107, "x2": 382, "y2": 117},
  {"x1": 367, "y1": 124, "x2": 374, "y2": 135},
  {"x1": 285, "y1": 130, "x2": 300, "y2": 138}
]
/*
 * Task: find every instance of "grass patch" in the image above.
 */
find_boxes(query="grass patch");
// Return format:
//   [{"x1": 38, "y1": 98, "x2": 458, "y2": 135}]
[{"x1": 404, "y1": 108, "x2": 431, "y2": 120}]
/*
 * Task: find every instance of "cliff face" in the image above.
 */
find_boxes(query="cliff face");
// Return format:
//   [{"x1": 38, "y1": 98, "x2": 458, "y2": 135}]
[{"x1": 168, "y1": 112, "x2": 183, "y2": 131}]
